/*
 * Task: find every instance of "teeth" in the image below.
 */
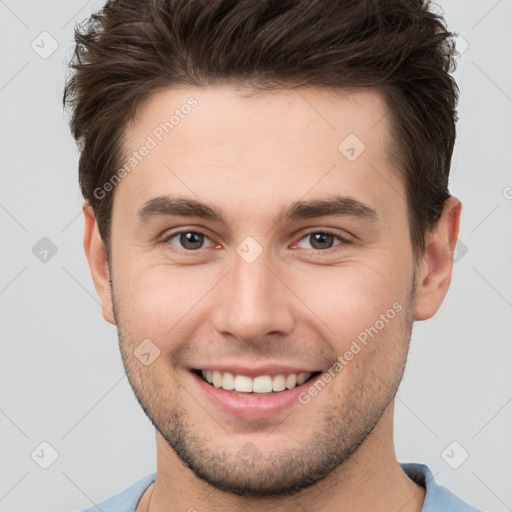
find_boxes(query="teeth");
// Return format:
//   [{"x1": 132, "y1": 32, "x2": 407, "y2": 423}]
[
  {"x1": 285, "y1": 373, "x2": 297, "y2": 389},
  {"x1": 212, "y1": 370, "x2": 222, "y2": 388},
  {"x1": 200, "y1": 370, "x2": 313, "y2": 393},
  {"x1": 221, "y1": 371, "x2": 235, "y2": 390},
  {"x1": 234, "y1": 374, "x2": 253, "y2": 392},
  {"x1": 253, "y1": 375, "x2": 273, "y2": 393},
  {"x1": 296, "y1": 372, "x2": 310, "y2": 385},
  {"x1": 272, "y1": 374, "x2": 286, "y2": 392}
]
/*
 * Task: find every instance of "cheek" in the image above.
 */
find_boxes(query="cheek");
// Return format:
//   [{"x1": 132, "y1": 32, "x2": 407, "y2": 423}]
[
  {"x1": 113, "y1": 259, "x2": 218, "y2": 340},
  {"x1": 289, "y1": 261, "x2": 409, "y2": 347}
]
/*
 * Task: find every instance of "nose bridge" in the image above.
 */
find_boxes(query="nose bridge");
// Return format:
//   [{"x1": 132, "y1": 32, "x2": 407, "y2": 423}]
[
  {"x1": 211, "y1": 246, "x2": 294, "y2": 340},
  {"x1": 232, "y1": 251, "x2": 273, "y2": 305}
]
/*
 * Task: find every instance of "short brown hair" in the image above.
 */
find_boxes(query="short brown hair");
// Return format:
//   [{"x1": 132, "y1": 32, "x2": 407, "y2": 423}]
[{"x1": 64, "y1": 0, "x2": 459, "y2": 262}]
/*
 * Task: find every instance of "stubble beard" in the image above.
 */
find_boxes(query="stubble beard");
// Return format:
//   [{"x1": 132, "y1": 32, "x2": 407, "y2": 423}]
[{"x1": 112, "y1": 276, "x2": 416, "y2": 497}]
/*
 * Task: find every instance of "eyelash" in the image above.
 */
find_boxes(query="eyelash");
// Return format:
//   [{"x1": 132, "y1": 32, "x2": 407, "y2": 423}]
[{"x1": 162, "y1": 229, "x2": 350, "y2": 254}]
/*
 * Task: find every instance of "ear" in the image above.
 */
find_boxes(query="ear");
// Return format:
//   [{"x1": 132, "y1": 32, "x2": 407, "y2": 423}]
[
  {"x1": 83, "y1": 203, "x2": 115, "y2": 325},
  {"x1": 413, "y1": 196, "x2": 462, "y2": 321}
]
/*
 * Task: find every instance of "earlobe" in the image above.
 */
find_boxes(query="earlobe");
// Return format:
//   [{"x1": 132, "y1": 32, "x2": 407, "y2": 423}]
[
  {"x1": 413, "y1": 196, "x2": 462, "y2": 321},
  {"x1": 82, "y1": 203, "x2": 116, "y2": 325}
]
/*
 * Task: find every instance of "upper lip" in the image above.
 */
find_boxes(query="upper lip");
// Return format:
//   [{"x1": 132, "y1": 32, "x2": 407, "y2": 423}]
[{"x1": 190, "y1": 364, "x2": 322, "y2": 378}]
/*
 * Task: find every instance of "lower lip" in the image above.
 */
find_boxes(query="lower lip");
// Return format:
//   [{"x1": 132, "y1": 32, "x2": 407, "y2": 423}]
[{"x1": 190, "y1": 371, "x2": 320, "y2": 419}]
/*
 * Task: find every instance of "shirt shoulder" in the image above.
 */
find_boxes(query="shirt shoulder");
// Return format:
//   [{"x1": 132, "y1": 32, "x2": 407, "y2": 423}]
[
  {"x1": 78, "y1": 472, "x2": 156, "y2": 512},
  {"x1": 401, "y1": 463, "x2": 484, "y2": 512},
  {"x1": 78, "y1": 465, "x2": 484, "y2": 511}
]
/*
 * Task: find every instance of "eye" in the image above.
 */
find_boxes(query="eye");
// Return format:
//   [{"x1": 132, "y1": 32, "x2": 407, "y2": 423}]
[
  {"x1": 165, "y1": 230, "x2": 216, "y2": 251},
  {"x1": 295, "y1": 231, "x2": 347, "y2": 251},
  {"x1": 162, "y1": 229, "x2": 349, "y2": 254}
]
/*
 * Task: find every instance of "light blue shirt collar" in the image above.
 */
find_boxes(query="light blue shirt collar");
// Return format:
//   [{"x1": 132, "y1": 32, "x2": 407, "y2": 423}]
[{"x1": 79, "y1": 463, "x2": 482, "y2": 512}]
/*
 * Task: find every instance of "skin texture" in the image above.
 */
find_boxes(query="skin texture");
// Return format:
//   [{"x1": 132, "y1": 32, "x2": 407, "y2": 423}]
[{"x1": 83, "y1": 85, "x2": 461, "y2": 511}]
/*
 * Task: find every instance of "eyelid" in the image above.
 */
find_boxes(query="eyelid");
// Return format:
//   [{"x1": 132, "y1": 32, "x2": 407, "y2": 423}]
[
  {"x1": 161, "y1": 228, "x2": 219, "y2": 250},
  {"x1": 291, "y1": 229, "x2": 352, "y2": 250}
]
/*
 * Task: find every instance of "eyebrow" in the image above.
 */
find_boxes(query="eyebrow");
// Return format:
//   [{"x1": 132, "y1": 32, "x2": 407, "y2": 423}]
[{"x1": 135, "y1": 194, "x2": 379, "y2": 225}]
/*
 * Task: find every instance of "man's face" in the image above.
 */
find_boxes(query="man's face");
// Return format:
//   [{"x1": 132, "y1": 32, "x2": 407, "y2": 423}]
[{"x1": 106, "y1": 85, "x2": 418, "y2": 496}]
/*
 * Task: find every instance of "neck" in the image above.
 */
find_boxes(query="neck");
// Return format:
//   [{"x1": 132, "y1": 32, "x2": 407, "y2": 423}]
[{"x1": 141, "y1": 404, "x2": 425, "y2": 512}]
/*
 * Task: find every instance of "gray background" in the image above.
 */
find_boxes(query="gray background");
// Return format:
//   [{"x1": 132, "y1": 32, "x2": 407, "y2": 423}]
[{"x1": 0, "y1": 1, "x2": 511, "y2": 511}]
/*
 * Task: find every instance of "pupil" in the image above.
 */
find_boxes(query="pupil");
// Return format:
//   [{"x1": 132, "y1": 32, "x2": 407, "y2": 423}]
[
  {"x1": 181, "y1": 232, "x2": 203, "y2": 250},
  {"x1": 311, "y1": 233, "x2": 333, "y2": 250}
]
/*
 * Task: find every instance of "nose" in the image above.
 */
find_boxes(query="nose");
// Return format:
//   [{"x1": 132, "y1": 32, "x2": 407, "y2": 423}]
[{"x1": 211, "y1": 249, "x2": 295, "y2": 343}]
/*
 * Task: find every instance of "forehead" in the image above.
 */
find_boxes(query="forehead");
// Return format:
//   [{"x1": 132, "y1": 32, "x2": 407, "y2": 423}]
[
  {"x1": 125, "y1": 84, "x2": 391, "y2": 154},
  {"x1": 116, "y1": 84, "x2": 404, "y2": 224}
]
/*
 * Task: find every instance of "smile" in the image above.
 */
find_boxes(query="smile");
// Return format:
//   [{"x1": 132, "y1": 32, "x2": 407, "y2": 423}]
[{"x1": 189, "y1": 366, "x2": 323, "y2": 418}]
